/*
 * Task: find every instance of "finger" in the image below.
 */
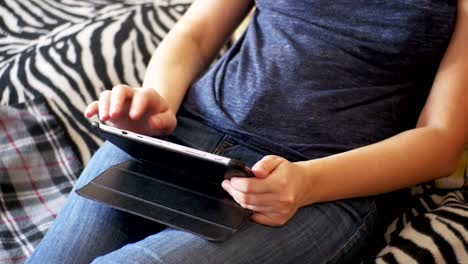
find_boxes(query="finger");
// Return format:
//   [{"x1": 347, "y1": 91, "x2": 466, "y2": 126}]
[
  {"x1": 148, "y1": 111, "x2": 177, "y2": 135},
  {"x1": 252, "y1": 155, "x2": 285, "y2": 178},
  {"x1": 129, "y1": 89, "x2": 151, "y2": 120},
  {"x1": 228, "y1": 186, "x2": 278, "y2": 208},
  {"x1": 251, "y1": 213, "x2": 282, "y2": 227},
  {"x1": 230, "y1": 177, "x2": 272, "y2": 194},
  {"x1": 98, "y1": 90, "x2": 111, "y2": 121},
  {"x1": 145, "y1": 88, "x2": 169, "y2": 114},
  {"x1": 109, "y1": 85, "x2": 134, "y2": 119},
  {"x1": 84, "y1": 101, "x2": 98, "y2": 118},
  {"x1": 244, "y1": 204, "x2": 274, "y2": 213},
  {"x1": 221, "y1": 180, "x2": 231, "y2": 193},
  {"x1": 128, "y1": 92, "x2": 148, "y2": 120},
  {"x1": 129, "y1": 88, "x2": 167, "y2": 120},
  {"x1": 222, "y1": 180, "x2": 248, "y2": 207}
]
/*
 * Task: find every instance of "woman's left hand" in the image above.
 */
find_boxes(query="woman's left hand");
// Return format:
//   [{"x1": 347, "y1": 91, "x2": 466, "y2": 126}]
[{"x1": 221, "y1": 155, "x2": 308, "y2": 227}]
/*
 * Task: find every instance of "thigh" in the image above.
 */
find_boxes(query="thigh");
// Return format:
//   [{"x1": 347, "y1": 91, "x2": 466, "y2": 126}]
[
  {"x1": 27, "y1": 142, "x2": 166, "y2": 264},
  {"x1": 95, "y1": 201, "x2": 377, "y2": 264},
  {"x1": 92, "y1": 143, "x2": 379, "y2": 264}
]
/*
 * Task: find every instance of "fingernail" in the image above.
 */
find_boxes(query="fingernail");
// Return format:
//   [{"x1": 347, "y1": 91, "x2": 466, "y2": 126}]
[
  {"x1": 111, "y1": 110, "x2": 119, "y2": 119},
  {"x1": 252, "y1": 163, "x2": 261, "y2": 171},
  {"x1": 129, "y1": 110, "x2": 137, "y2": 120},
  {"x1": 221, "y1": 180, "x2": 228, "y2": 188}
]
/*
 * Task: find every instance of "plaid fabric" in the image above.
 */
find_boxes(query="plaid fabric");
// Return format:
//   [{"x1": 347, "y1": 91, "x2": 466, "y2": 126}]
[{"x1": 0, "y1": 100, "x2": 82, "y2": 264}]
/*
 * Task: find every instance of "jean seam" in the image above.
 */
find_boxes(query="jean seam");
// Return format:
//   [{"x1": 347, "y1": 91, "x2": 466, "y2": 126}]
[
  {"x1": 220, "y1": 144, "x2": 241, "y2": 155},
  {"x1": 93, "y1": 244, "x2": 166, "y2": 264},
  {"x1": 323, "y1": 200, "x2": 377, "y2": 264},
  {"x1": 212, "y1": 134, "x2": 229, "y2": 154},
  {"x1": 212, "y1": 135, "x2": 241, "y2": 155},
  {"x1": 133, "y1": 244, "x2": 166, "y2": 264}
]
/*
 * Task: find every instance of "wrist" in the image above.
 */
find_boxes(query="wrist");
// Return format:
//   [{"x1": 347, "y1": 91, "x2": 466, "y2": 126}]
[{"x1": 294, "y1": 160, "x2": 322, "y2": 207}]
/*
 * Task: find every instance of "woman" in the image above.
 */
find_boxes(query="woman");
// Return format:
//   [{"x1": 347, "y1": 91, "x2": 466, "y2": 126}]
[{"x1": 28, "y1": 0, "x2": 467, "y2": 263}]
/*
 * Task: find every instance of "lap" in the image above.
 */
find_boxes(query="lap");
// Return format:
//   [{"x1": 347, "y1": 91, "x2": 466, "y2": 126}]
[
  {"x1": 28, "y1": 117, "x2": 379, "y2": 264},
  {"x1": 94, "y1": 197, "x2": 377, "y2": 264},
  {"x1": 90, "y1": 137, "x2": 378, "y2": 264}
]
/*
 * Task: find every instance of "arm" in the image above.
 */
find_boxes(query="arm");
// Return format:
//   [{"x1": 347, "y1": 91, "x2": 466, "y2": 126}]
[
  {"x1": 142, "y1": 0, "x2": 253, "y2": 114},
  {"x1": 85, "y1": 0, "x2": 253, "y2": 134},
  {"x1": 222, "y1": 0, "x2": 468, "y2": 226},
  {"x1": 302, "y1": 0, "x2": 468, "y2": 203}
]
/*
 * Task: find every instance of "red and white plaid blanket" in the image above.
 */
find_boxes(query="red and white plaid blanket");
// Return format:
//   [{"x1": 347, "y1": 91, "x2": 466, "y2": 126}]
[{"x1": 0, "y1": 100, "x2": 82, "y2": 263}]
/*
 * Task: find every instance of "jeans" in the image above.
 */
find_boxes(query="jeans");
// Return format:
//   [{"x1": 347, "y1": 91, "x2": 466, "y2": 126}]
[{"x1": 27, "y1": 116, "x2": 378, "y2": 264}]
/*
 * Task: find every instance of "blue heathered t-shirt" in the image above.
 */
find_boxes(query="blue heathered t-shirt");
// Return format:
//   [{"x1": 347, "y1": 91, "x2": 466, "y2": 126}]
[{"x1": 183, "y1": 0, "x2": 456, "y2": 161}]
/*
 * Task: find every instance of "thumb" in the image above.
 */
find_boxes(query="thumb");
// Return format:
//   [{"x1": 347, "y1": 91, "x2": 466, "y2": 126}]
[
  {"x1": 252, "y1": 155, "x2": 284, "y2": 178},
  {"x1": 251, "y1": 213, "x2": 281, "y2": 227}
]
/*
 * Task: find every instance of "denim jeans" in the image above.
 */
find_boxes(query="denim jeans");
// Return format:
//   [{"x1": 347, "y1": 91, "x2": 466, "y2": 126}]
[{"x1": 27, "y1": 116, "x2": 378, "y2": 264}]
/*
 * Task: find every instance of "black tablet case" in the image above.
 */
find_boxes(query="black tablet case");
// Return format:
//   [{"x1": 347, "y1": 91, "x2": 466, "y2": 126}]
[
  {"x1": 76, "y1": 160, "x2": 251, "y2": 241},
  {"x1": 76, "y1": 129, "x2": 252, "y2": 241},
  {"x1": 76, "y1": 126, "x2": 252, "y2": 242}
]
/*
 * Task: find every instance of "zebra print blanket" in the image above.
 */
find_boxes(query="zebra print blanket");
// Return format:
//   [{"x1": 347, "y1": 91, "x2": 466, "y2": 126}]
[
  {"x1": 0, "y1": 1, "x2": 467, "y2": 263},
  {"x1": 0, "y1": 0, "x2": 191, "y2": 164},
  {"x1": 373, "y1": 187, "x2": 468, "y2": 263}
]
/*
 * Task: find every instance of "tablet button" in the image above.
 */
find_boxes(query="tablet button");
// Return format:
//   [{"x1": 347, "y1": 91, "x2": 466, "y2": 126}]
[{"x1": 185, "y1": 149, "x2": 207, "y2": 157}]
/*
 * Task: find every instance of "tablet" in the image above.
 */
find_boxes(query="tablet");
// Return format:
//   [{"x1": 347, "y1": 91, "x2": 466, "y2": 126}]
[
  {"x1": 75, "y1": 122, "x2": 254, "y2": 241},
  {"x1": 91, "y1": 122, "x2": 254, "y2": 180}
]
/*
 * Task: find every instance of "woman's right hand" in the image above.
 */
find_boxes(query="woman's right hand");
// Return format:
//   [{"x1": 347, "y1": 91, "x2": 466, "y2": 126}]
[{"x1": 84, "y1": 85, "x2": 177, "y2": 136}]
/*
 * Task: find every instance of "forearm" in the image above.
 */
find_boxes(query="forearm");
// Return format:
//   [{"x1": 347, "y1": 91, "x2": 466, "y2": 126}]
[
  {"x1": 142, "y1": 0, "x2": 253, "y2": 114},
  {"x1": 298, "y1": 127, "x2": 465, "y2": 205},
  {"x1": 142, "y1": 31, "x2": 207, "y2": 114}
]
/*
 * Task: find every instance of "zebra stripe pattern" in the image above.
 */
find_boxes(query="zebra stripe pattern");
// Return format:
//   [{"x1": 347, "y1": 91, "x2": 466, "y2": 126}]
[
  {"x1": 374, "y1": 186, "x2": 468, "y2": 263},
  {"x1": 0, "y1": 0, "x2": 192, "y2": 164}
]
